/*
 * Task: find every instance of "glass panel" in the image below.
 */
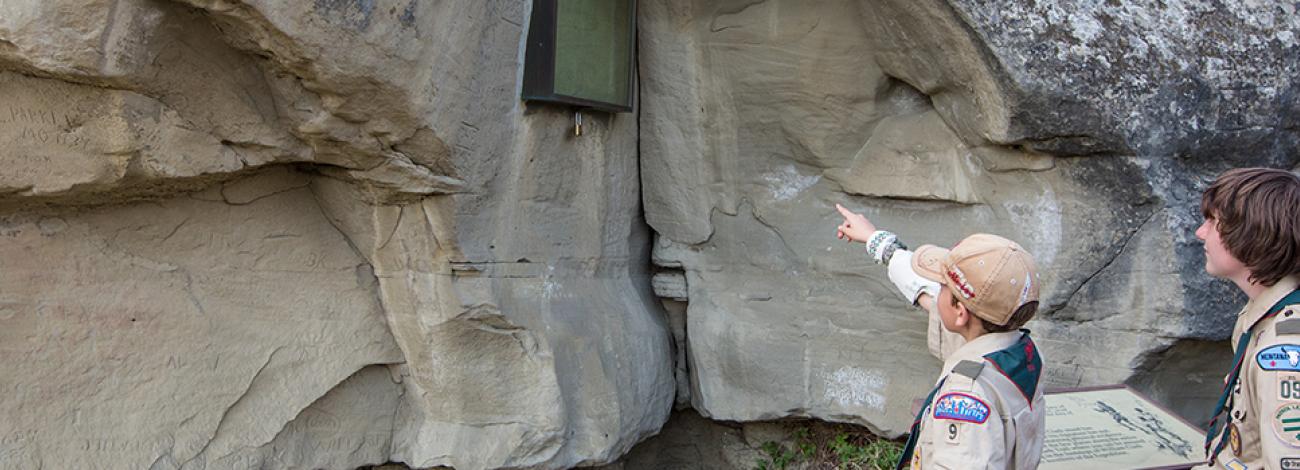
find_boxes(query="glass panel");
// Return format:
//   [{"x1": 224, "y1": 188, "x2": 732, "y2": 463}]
[{"x1": 553, "y1": 0, "x2": 632, "y2": 106}]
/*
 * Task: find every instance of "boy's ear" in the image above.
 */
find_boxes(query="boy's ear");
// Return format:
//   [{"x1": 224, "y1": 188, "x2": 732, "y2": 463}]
[{"x1": 954, "y1": 302, "x2": 970, "y2": 327}]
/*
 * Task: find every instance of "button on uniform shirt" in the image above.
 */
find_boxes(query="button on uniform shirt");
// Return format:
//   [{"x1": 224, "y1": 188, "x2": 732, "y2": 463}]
[
  {"x1": 1200, "y1": 276, "x2": 1300, "y2": 470},
  {"x1": 911, "y1": 329, "x2": 1046, "y2": 470}
]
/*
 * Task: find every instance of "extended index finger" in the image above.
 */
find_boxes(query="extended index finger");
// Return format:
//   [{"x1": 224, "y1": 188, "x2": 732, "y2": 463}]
[{"x1": 834, "y1": 203, "x2": 856, "y2": 219}]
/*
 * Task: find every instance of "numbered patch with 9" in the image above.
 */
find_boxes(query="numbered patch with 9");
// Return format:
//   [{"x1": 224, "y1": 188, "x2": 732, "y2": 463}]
[
  {"x1": 1281, "y1": 375, "x2": 1300, "y2": 402},
  {"x1": 944, "y1": 421, "x2": 962, "y2": 445}
]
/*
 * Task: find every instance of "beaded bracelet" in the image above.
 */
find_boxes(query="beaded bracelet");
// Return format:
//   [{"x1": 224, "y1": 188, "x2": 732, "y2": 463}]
[
  {"x1": 865, "y1": 230, "x2": 907, "y2": 265},
  {"x1": 866, "y1": 231, "x2": 894, "y2": 263},
  {"x1": 881, "y1": 238, "x2": 908, "y2": 265},
  {"x1": 865, "y1": 231, "x2": 891, "y2": 262}
]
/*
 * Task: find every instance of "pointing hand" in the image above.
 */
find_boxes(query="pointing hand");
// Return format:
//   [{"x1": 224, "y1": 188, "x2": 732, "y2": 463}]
[{"x1": 835, "y1": 203, "x2": 877, "y2": 243}]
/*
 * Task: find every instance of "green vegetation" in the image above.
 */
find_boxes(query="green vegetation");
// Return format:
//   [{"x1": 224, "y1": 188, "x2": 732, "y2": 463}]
[{"x1": 753, "y1": 425, "x2": 903, "y2": 470}]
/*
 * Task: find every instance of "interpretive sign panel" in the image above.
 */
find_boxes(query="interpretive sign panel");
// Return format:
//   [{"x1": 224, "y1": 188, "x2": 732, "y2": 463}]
[{"x1": 1042, "y1": 386, "x2": 1206, "y2": 470}]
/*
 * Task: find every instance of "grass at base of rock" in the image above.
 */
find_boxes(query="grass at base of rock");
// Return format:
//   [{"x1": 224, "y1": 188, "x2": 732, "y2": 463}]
[{"x1": 753, "y1": 424, "x2": 903, "y2": 470}]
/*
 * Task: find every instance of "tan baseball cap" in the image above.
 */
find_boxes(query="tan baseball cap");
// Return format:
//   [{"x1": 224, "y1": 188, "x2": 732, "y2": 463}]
[{"x1": 910, "y1": 233, "x2": 1040, "y2": 326}]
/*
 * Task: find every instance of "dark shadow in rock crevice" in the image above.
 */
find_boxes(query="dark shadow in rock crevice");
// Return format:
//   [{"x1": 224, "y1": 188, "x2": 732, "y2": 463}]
[{"x1": 1126, "y1": 338, "x2": 1232, "y2": 430}]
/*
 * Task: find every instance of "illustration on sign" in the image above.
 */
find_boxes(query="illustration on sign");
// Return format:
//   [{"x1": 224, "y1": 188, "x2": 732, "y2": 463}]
[
  {"x1": 1094, "y1": 401, "x2": 1193, "y2": 458},
  {"x1": 1040, "y1": 386, "x2": 1206, "y2": 470}
]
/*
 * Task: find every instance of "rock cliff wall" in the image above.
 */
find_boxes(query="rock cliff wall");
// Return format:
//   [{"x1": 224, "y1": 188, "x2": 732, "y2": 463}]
[
  {"x1": 0, "y1": 1, "x2": 1296, "y2": 469},
  {"x1": 0, "y1": 1, "x2": 671, "y2": 469},
  {"x1": 640, "y1": 0, "x2": 1298, "y2": 435}
]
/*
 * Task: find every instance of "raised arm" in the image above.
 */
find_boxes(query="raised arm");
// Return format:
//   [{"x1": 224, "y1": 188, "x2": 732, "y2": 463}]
[{"x1": 833, "y1": 203, "x2": 939, "y2": 306}]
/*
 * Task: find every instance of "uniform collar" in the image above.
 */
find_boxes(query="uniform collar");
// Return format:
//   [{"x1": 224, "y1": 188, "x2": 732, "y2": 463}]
[
  {"x1": 1239, "y1": 275, "x2": 1300, "y2": 332},
  {"x1": 940, "y1": 330, "x2": 1022, "y2": 376}
]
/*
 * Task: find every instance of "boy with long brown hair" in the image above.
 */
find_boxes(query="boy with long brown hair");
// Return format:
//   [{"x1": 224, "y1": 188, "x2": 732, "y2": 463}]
[{"x1": 1196, "y1": 168, "x2": 1300, "y2": 470}]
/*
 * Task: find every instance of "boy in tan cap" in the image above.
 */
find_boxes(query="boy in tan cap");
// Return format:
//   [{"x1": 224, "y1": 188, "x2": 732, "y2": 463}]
[
  {"x1": 1192, "y1": 168, "x2": 1300, "y2": 470},
  {"x1": 834, "y1": 204, "x2": 1045, "y2": 470}
]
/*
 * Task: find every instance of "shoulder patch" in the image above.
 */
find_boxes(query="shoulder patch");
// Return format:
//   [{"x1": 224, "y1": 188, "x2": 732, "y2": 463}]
[
  {"x1": 1278, "y1": 319, "x2": 1300, "y2": 336},
  {"x1": 952, "y1": 360, "x2": 985, "y2": 380},
  {"x1": 932, "y1": 392, "x2": 990, "y2": 424},
  {"x1": 1257, "y1": 344, "x2": 1300, "y2": 371}
]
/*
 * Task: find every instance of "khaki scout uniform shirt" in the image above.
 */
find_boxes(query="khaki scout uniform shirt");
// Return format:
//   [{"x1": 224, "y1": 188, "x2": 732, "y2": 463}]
[
  {"x1": 912, "y1": 330, "x2": 1047, "y2": 470},
  {"x1": 1202, "y1": 276, "x2": 1300, "y2": 470},
  {"x1": 927, "y1": 300, "x2": 965, "y2": 361}
]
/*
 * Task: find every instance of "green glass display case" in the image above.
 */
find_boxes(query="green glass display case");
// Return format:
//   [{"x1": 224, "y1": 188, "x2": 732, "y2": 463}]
[{"x1": 522, "y1": 0, "x2": 636, "y2": 113}]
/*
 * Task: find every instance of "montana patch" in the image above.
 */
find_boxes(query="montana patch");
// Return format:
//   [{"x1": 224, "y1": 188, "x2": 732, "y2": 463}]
[
  {"x1": 1258, "y1": 344, "x2": 1300, "y2": 371},
  {"x1": 932, "y1": 392, "x2": 990, "y2": 424}
]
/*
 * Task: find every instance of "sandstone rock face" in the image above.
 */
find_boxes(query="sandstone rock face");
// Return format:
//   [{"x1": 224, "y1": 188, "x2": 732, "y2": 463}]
[
  {"x1": 0, "y1": 169, "x2": 404, "y2": 469},
  {"x1": 0, "y1": 1, "x2": 672, "y2": 469},
  {"x1": 640, "y1": 0, "x2": 1296, "y2": 436},
  {"x1": 3, "y1": 0, "x2": 1298, "y2": 468}
]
